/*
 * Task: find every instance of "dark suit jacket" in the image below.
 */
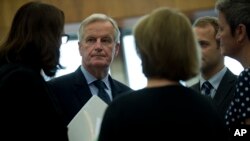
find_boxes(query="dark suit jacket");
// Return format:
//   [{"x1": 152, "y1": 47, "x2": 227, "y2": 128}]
[
  {"x1": 48, "y1": 66, "x2": 133, "y2": 126},
  {"x1": 190, "y1": 68, "x2": 237, "y2": 119},
  {"x1": 0, "y1": 63, "x2": 68, "y2": 141}
]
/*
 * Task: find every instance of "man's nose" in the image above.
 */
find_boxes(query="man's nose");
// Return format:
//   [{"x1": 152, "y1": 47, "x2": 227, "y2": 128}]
[{"x1": 94, "y1": 39, "x2": 103, "y2": 48}]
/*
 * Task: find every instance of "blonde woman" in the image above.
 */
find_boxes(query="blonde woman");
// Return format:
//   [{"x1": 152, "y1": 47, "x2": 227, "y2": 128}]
[{"x1": 98, "y1": 7, "x2": 229, "y2": 141}]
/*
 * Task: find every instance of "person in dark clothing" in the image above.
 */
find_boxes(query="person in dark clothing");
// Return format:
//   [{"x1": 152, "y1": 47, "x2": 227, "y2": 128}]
[
  {"x1": 216, "y1": 0, "x2": 250, "y2": 139},
  {"x1": 0, "y1": 1, "x2": 68, "y2": 141},
  {"x1": 98, "y1": 7, "x2": 229, "y2": 141},
  {"x1": 48, "y1": 13, "x2": 133, "y2": 126},
  {"x1": 190, "y1": 16, "x2": 237, "y2": 119}
]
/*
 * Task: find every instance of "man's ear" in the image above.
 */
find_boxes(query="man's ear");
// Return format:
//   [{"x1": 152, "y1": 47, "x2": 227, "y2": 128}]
[
  {"x1": 114, "y1": 43, "x2": 120, "y2": 56},
  {"x1": 236, "y1": 24, "x2": 247, "y2": 43},
  {"x1": 78, "y1": 41, "x2": 83, "y2": 56}
]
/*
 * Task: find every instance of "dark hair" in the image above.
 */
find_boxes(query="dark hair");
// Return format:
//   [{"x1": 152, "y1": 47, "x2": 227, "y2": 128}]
[
  {"x1": 0, "y1": 1, "x2": 65, "y2": 76},
  {"x1": 215, "y1": 0, "x2": 250, "y2": 38}
]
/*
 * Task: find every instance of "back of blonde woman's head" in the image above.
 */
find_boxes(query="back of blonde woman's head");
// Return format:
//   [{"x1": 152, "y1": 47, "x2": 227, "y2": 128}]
[{"x1": 133, "y1": 7, "x2": 200, "y2": 81}]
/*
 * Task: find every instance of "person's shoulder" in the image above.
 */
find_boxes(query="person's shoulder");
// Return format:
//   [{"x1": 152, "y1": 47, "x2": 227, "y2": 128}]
[
  {"x1": 111, "y1": 88, "x2": 150, "y2": 105},
  {"x1": 189, "y1": 81, "x2": 199, "y2": 89},
  {"x1": 48, "y1": 69, "x2": 79, "y2": 83},
  {"x1": 225, "y1": 67, "x2": 238, "y2": 78},
  {"x1": 165, "y1": 84, "x2": 200, "y2": 95},
  {"x1": 0, "y1": 63, "x2": 37, "y2": 79},
  {"x1": 237, "y1": 68, "x2": 250, "y2": 84},
  {"x1": 0, "y1": 64, "x2": 44, "y2": 91},
  {"x1": 179, "y1": 85, "x2": 214, "y2": 105},
  {"x1": 49, "y1": 73, "x2": 72, "y2": 82},
  {"x1": 110, "y1": 77, "x2": 133, "y2": 90},
  {"x1": 240, "y1": 68, "x2": 250, "y2": 76},
  {"x1": 111, "y1": 79, "x2": 128, "y2": 86}
]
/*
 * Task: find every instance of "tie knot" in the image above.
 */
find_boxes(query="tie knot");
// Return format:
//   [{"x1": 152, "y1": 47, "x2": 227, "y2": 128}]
[
  {"x1": 201, "y1": 81, "x2": 213, "y2": 96},
  {"x1": 93, "y1": 80, "x2": 106, "y2": 89}
]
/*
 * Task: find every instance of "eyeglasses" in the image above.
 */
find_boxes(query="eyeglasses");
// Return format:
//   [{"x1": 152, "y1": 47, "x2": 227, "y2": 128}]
[{"x1": 61, "y1": 34, "x2": 69, "y2": 44}]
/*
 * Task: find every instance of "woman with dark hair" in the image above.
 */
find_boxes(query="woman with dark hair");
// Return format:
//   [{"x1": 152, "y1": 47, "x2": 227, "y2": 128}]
[
  {"x1": 0, "y1": 1, "x2": 68, "y2": 140},
  {"x1": 216, "y1": 0, "x2": 250, "y2": 139}
]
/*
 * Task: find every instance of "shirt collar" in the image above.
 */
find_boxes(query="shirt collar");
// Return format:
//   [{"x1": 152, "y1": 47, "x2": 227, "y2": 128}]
[
  {"x1": 200, "y1": 66, "x2": 227, "y2": 90},
  {"x1": 80, "y1": 65, "x2": 109, "y2": 88}
]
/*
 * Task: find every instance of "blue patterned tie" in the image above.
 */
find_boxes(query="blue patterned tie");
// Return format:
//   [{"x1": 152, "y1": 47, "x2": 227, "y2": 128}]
[
  {"x1": 93, "y1": 80, "x2": 111, "y2": 104},
  {"x1": 201, "y1": 81, "x2": 213, "y2": 96}
]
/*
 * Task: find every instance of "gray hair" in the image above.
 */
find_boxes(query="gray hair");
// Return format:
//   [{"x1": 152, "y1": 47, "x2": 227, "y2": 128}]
[{"x1": 78, "y1": 13, "x2": 120, "y2": 43}]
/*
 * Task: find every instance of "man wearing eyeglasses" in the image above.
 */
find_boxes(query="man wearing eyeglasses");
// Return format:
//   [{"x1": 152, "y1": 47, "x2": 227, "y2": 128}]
[{"x1": 48, "y1": 13, "x2": 133, "y2": 126}]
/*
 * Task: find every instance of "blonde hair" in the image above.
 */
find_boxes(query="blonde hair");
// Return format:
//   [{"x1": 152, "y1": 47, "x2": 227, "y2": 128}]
[{"x1": 133, "y1": 7, "x2": 200, "y2": 81}]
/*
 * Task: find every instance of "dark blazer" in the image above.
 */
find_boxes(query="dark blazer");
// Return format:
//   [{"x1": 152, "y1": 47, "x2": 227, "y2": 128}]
[
  {"x1": 190, "y1": 68, "x2": 237, "y2": 119},
  {"x1": 48, "y1": 66, "x2": 133, "y2": 126},
  {"x1": 0, "y1": 64, "x2": 68, "y2": 141}
]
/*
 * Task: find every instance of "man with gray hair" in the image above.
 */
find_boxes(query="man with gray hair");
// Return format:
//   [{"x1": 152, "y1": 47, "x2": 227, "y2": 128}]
[{"x1": 48, "y1": 13, "x2": 132, "y2": 126}]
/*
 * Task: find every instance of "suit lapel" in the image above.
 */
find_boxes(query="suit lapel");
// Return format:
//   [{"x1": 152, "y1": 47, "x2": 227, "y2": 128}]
[
  {"x1": 190, "y1": 82, "x2": 200, "y2": 93},
  {"x1": 73, "y1": 67, "x2": 92, "y2": 106},
  {"x1": 213, "y1": 69, "x2": 236, "y2": 107},
  {"x1": 108, "y1": 76, "x2": 119, "y2": 98}
]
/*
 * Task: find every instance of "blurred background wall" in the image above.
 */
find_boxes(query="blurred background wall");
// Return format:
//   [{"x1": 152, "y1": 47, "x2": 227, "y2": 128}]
[
  {"x1": 3, "y1": 0, "x2": 238, "y2": 90},
  {"x1": 0, "y1": 0, "x2": 216, "y2": 39}
]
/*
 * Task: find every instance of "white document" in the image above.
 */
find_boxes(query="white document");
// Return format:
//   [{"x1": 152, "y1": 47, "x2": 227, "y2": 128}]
[{"x1": 67, "y1": 95, "x2": 108, "y2": 141}]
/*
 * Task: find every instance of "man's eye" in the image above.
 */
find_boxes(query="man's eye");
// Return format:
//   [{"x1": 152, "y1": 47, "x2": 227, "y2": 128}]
[
  {"x1": 101, "y1": 38, "x2": 113, "y2": 44},
  {"x1": 102, "y1": 39, "x2": 111, "y2": 43},
  {"x1": 199, "y1": 42, "x2": 209, "y2": 48},
  {"x1": 86, "y1": 38, "x2": 96, "y2": 43}
]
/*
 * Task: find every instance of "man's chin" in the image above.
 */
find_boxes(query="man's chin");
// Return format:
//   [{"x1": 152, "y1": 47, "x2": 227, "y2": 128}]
[
  {"x1": 92, "y1": 62, "x2": 108, "y2": 68},
  {"x1": 200, "y1": 65, "x2": 206, "y2": 71}
]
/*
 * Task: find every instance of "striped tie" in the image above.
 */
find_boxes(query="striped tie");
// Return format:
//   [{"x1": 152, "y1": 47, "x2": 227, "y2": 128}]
[
  {"x1": 201, "y1": 81, "x2": 213, "y2": 96},
  {"x1": 93, "y1": 80, "x2": 111, "y2": 104}
]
